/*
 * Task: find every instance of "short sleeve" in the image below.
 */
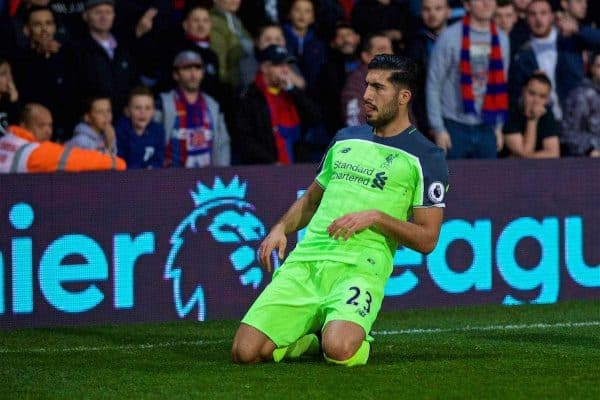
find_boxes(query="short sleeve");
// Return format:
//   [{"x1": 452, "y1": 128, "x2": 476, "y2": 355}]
[
  {"x1": 315, "y1": 135, "x2": 337, "y2": 188},
  {"x1": 537, "y1": 108, "x2": 559, "y2": 142},
  {"x1": 503, "y1": 103, "x2": 523, "y2": 134},
  {"x1": 414, "y1": 147, "x2": 449, "y2": 208}
]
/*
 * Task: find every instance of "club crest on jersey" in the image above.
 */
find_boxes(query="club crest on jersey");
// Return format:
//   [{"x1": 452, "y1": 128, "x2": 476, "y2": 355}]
[
  {"x1": 380, "y1": 153, "x2": 399, "y2": 169},
  {"x1": 427, "y1": 181, "x2": 445, "y2": 204}
]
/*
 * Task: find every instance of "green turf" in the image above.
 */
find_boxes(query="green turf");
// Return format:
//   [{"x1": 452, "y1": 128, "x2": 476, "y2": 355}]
[{"x1": 1, "y1": 300, "x2": 599, "y2": 399}]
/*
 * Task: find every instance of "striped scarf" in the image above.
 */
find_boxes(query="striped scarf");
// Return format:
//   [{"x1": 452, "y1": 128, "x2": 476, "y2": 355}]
[{"x1": 460, "y1": 15, "x2": 508, "y2": 124}]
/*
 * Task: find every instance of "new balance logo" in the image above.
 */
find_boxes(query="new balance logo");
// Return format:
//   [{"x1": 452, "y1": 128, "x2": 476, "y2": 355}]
[
  {"x1": 371, "y1": 171, "x2": 387, "y2": 190},
  {"x1": 340, "y1": 147, "x2": 351, "y2": 153}
]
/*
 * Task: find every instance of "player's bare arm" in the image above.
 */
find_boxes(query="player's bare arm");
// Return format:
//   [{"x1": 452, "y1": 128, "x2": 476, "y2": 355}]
[
  {"x1": 258, "y1": 181, "x2": 324, "y2": 271},
  {"x1": 328, "y1": 207, "x2": 444, "y2": 254}
]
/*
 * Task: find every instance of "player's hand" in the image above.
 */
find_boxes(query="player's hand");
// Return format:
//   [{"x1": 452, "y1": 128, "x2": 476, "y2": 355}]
[
  {"x1": 258, "y1": 224, "x2": 287, "y2": 273},
  {"x1": 136, "y1": 7, "x2": 158, "y2": 38},
  {"x1": 327, "y1": 210, "x2": 379, "y2": 241},
  {"x1": 434, "y1": 131, "x2": 452, "y2": 153}
]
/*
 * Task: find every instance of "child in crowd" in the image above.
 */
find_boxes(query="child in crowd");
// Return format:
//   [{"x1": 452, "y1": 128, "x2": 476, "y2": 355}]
[
  {"x1": 67, "y1": 95, "x2": 116, "y2": 154},
  {"x1": 115, "y1": 87, "x2": 165, "y2": 169}
]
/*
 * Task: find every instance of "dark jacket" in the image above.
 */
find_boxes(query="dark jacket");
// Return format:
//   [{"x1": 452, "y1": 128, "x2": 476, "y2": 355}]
[
  {"x1": 232, "y1": 83, "x2": 321, "y2": 164},
  {"x1": 509, "y1": 31, "x2": 600, "y2": 109},
  {"x1": 71, "y1": 33, "x2": 138, "y2": 115}
]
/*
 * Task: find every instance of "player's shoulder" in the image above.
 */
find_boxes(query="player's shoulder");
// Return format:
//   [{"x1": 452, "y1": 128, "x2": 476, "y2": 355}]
[{"x1": 334, "y1": 125, "x2": 374, "y2": 142}]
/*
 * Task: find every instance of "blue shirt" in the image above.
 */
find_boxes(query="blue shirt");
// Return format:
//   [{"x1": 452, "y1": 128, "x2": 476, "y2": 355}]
[{"x1": 115, "y1": 116, "x2": 165, "y2": 169}]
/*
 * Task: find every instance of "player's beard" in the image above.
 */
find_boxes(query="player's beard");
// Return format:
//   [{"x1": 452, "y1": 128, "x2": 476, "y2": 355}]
[{"x1": 366, "y1": 94, "x2": 399, "y2": 129}]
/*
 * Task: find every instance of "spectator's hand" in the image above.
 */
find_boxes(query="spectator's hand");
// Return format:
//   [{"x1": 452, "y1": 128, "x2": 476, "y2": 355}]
[
  {"x1": 258, "y1": 224, "x2": 287, "y2": 273},
  {"x1": 434, "y1": 131, "x2": 452, "y2": 153},
  {"x1": 135, "y1": 7, "x2": 158, "y2": 38},
  {"x1": 556, "y1": 12, "x2": 579, "y2": 37},
  {"x1": 36, "y1": 38, "x2": 61, "y2": 56},
  {"x1": 495, "y1": 128, "x2": 504, "y2": 151},
  {"x1": 590, "y1": 149, "x2": 600, "y2": 158},
  {"x1": 384, "y1": 29, "x2": 403, "y2": 42},
  {"x1": 525, "y1": 103, "x2": 547, "y2": 121},
  {"x1": 104, "y1": 124, "x2": 116, "y2": 154},
  {"x1": 288, "y1": 69, "x2": 306, "y2": 90},
  {"x1": 4, "y1": 68, "x2": 19, "y2": 103}
]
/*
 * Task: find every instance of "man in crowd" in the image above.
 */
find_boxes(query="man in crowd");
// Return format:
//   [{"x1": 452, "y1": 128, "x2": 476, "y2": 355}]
[
  {"x1": 0, "y1": 103, "x2": 125, "y2": 173},
  {"x1": 561, "y1": 51, "x2": 600, "y2": 157},
  {"x1": 502, "y1": 72, "x2": 560, "y2": 158},
  {"x1": 156, "y1": 50, "x2": 230, "y2": 168},
  {"x1": 233, "y1": 44, "x2": 321, "y2": 164},
  {"x1": 427, "y1": 0, "x2": 510, "y2": 159}
]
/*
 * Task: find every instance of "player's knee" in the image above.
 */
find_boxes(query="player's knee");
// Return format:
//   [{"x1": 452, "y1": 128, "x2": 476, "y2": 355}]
[
  {"x1": 231, "y1": 340, "x2": 261, "y2": 364},
  {"x1": 322, "y1": 339, "x2": 361, "y2": 362}
]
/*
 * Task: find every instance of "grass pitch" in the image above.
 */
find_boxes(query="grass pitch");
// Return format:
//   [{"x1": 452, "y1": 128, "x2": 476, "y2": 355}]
[{"x1": 1, "y1": 300, "x2": 599, "y2": 399}]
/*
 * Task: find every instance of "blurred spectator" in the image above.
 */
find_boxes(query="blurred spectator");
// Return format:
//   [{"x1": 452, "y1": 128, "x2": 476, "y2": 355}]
[
  {"x1": 7, "y1": 0, "x2": 55, "y2": 52},
  {"x1": 172, "y1": 3, "x2": 224, "y2": 105},
  {"x1": 502, "y1": 72, "x2": 560, "y2": 158},
  {"x1": 556, "y1": 0, "x2": 600, "y2": 44},
  {"x1": 114, "y1": 0, "x2": 175, "y2": 88},
  {"x1": 49, "y1": 0, "x2": 87, "y2": 41},
  {"x1": 210, "y1": 0, "x2": 254, "y2": 91},
  {"x1": 0, "y1": 58, "x2": 20, "y2": 134},
  {"x1": 341, "y1": 33, "x2": 393, "y2": 127},
  {"x1": 351, "y1": 0, "x2": 411, "y2": 53},
  {"x1": 561, "y1": 51, "x2": 600, "y2": 156},
  {"x1": 71, "y1": 0, "x2": 137, "y2": 117},
  {"x1": 495, "y1": 0, "x2": 518, "y2": 33},
  {"x1": 427, "y1": 0, "x2": 509, "y2": 159},
  {"x1": 282, "y1": 0, "x2": 327, "y2": 99},
  {"x1": 13, "y1": 5, "x2": 73, "y2": 142},
  {"x1": 156, "y1": 51, "x2": 230, "y2": 168},
  {"x1": 242, "y1": 23, "x2": 306, "y2": 89},
  {"x1": 407, "y1": 0, "x2": 451, "y2": 135},
  {"x1": 67, "y1": 95, "x2": 116, "y2": 154},
  {"x1": 318, "y1": 22, "x2": 361, "y2": 135},
  {"x1": 510, "y1": 0, "x2": 533, "y2": 56},
  {"x1": 311, "y1": 0, "x2": 345, "y2": 44},
  {"x1": 115, "y1": 86, "x2": 164, "y2": 169},
  {"x1": 238, "y1": 0, "x2": 290, "y2": 37},
  {"x1": 0, "y1": 103, "x2": 125, "y2": 173},
  {"x1": 509, "y1": 0, "x2": 600, "y2": 120},
  {"x1": 232, "y1": 45, "x2": 321, "y2": 164}
]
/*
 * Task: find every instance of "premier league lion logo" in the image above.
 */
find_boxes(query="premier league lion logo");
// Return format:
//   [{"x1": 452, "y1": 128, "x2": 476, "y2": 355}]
[{"x1": 165, "y1": 176, "x2": 270, "y2": 321}]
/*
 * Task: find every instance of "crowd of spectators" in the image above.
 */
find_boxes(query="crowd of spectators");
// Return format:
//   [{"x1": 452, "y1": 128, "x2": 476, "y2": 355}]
[{"x1": 1, "y1": 0, "x2": 599, "y2": 173}]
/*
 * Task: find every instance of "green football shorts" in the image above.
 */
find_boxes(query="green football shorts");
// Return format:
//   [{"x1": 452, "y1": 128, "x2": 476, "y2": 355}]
[{"x1": 241, "y1": 250, "x2": 393, "y2": 347}]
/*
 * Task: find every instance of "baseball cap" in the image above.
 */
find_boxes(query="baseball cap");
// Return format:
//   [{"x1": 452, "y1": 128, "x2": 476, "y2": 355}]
[
  {"x1": 172, "y1": 50, "x2": 204, "y2": 68},
  {"x1": 84, "y1": 0, "x2": 115, "y2": 10},
  {"x1": 256, "y1": 45, "x2": 296, "y2": 65}
]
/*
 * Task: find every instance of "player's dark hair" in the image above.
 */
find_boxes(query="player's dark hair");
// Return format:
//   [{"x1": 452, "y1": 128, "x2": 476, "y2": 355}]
[
  {"x1": 367, "y1": 54, "x2": 418, "y2": 99},
  {"x1": 527, "y1": 0, "x2": 553, "y2": 11},
  {"x1": 127, "y1": 86, "x2": 154, "y2": 104},
  {"x1": 182, "y1": 2, "x2": 210, "y2": 21},
  {"x1": 525, "y1": 71, "x2": 552, "y2": 89}
]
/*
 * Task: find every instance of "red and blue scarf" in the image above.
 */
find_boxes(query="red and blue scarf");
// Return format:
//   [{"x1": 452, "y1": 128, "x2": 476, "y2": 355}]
[{"x1": 460, "y1": 15, "x2": 508, "y2": 124}]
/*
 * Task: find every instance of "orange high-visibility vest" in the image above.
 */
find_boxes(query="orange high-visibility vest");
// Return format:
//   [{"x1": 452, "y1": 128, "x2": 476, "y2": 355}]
[{"x1": 0, "y1": 126, "x2": 126, "y2": 173}]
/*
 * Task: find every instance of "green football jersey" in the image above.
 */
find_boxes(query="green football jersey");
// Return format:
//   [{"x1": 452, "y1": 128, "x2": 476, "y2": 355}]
[{"x1": 286, "y1": 125, "x2": 449, "y2": 265}]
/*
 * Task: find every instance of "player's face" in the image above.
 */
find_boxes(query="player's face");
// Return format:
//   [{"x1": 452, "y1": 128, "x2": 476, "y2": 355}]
[
  {"x1": 289, "y1": 0, "x2": 315, "y2": 31},
  {"x1": 522, "y1": 79, "x2": 550, "y2": 109},
  {"x1": 127, "y1": 95, "x2": 155, "y2": 132},
  {"x1": 174, "y1": 65, "x2": 204, "y2": 92},
  {"x1": 257, "y1": 26, "x2": 286, "y2": 49},
  {"x1": 495, "y1": 5, "x2": 517, "y2": 32},
  {"x1": 332, "y1": 27, "x2": 360, "y2": 55},
  {"x1": 183, "y1": 8, "x2": 211, "y2": 38},
  {"x1": 527, "y1": 1, "x2": 554, "y2": 38},
  {"x1": 26, "y1": 10, "x2": 57, "y2": 44},
  {"x1": 363, "y1": 70, "x2": 400, "y2": 128},
  {"x1": 465, "y1": 0, "x2": 497, "y2": 22},
  {"x1": 84, "y1": 4, "x2": 115, "y2": 34},
  {"x1": 421, "y1": 0, "x2": 450, "y2": 32},
  {"x1": 85, "y1": 99, "x2": 112, "y2": 132}
]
